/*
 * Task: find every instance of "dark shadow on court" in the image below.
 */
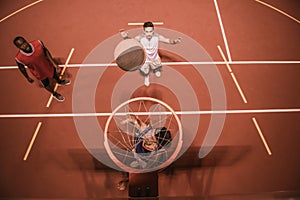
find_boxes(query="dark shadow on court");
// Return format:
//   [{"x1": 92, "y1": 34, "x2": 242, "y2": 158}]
[
  {"x1": 67, "y1": 148, "x2": 127, "y2": 199},
  {"x1": 65, "y1": 145, "x2": 251, "y2": 199},
  {"x1": 162, "y1": 145, "x2": 251, "y2": 170},
  {"x1": 159, "y1": 145, "x2": 251, "y2": 197}
]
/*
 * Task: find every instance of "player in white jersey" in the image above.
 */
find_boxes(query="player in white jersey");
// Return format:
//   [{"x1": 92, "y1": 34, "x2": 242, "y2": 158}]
[{"x1": 120, "y1": 21, "x2": 181, "y2": 86}]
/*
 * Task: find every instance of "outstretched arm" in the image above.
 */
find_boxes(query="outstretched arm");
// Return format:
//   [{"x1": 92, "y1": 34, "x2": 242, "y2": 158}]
[
  {"x1": 16, "y1": 61, "x2": 34, "y2": 83},
  {"x1": 159, "y1": 35, "x2": 181, "y2": 44},
  {"x1": 119, "y1": 29, "x2": 142, "y2": 42},
  {"x1": 120, "y1": 29, "x2": 129, "y2": 39}
]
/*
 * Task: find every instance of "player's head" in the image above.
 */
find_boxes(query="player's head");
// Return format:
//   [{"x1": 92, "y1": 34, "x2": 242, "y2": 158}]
[
  {"x1": 143, "y1": 21, "x2": 154, "y2": 39},
  {"x1": 154, "y1": 127, "x2": 172, "y2": 148},
  {"x1": 13, "y1": 36, "x2": 31, "y2": 52}
]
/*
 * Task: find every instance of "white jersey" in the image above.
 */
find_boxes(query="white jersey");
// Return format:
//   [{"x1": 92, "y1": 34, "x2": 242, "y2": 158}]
[{"x1": 139, "y1": 34, "x2": 160, "y2": 62}]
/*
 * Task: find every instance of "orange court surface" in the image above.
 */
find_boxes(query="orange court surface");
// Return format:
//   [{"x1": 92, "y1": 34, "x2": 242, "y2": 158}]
[{"x1": 0, "y1": 0, "x2": 300, "y2": 199}]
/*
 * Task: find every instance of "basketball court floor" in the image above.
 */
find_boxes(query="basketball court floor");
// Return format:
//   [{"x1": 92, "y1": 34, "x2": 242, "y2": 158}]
[{"x1": 0, "y1": 0, "x2": 300, "y2": 199}]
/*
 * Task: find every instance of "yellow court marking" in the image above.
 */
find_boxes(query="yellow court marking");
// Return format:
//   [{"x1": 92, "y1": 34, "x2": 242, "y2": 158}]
[
  {"x1": 217, "y1": 45, "x2": 248, "y2": 103},
  {"x1": 230, "y1": 73, "x2": 248, "y2": 104},
  {"x1": 46, "y1": 48, "x2": 75, "y2": 108},
  {"x1": 217, "y1": 45, "x2": 232, "y2": 72},
  {"x1": 0, "y1": 0, "x2": 43, "y2": 23},
  {"x1": 252, "y1": 117, "x2": 272, "y2": 155},
  {"x1": 128, "y1": 22, "x2": 164, "y2": 26},
  {"x1": 23, "y1": 122, "x2": 42, "y2": 161},
  {"x1": 255, "y1": 0, "x2": 300, "y2": 24}
]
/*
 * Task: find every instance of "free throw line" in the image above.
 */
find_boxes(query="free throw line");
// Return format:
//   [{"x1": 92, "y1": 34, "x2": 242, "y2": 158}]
[
  {"x1": 1, "y1": 108, "x2": 300, "y2": 118},
  {"x1": 2, "y1": 60, "x2": 300, "y2": 69},
  {"x1": 252, "y1": 117, "x2": 272, "y2": 155},
  {"x1": 218, "y1": 45, "x2": 248, "y2": 103},
  {"x1": 23, "y1": 122, "x2": 42, "y2": 161},
  {"x1": 46, "y1": 48, "x2": 74, "y2": 108},
  {"x1": 0, "y1": 0, "x2": 43, "y2": 23}
]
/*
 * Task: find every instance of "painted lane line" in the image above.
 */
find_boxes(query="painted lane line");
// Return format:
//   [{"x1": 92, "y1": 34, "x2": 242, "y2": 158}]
[
  {"x1": 214, "y1": 0, "x2": 232, "y2": 62},
  {"x1": 255, "y1": 0, "x2": 300, "y2": 24},
  {"x1": 2, "y1": 60, "x2": 300, "y2": 69},
  {"x1": 217, "y1": 45, "x2": 232, "y2": 72},
  {"x1": 23, "y1": 122, "x2": 42, "y2": 161},
  {"x1": 230, "y1": 73, "x2": 248, "y2": 103},
  {"x1": 1, "y1": 108, "x2": 300, "y2": 118},
  {"x1": 218, "y1": 45, "x2": 248, "y2": 103},
  {"x1": 128, "y1": 22, "x2": 164, "y2": 26},
  {"x1": 46, "y1": 48, "x2": 74, "y2": 108},
  {"x1": 252, "y1": 117, "x2": 272, "y2": 155},
  {"x1": 0, "y1": 0, "x2": 43, "y2": 23}
]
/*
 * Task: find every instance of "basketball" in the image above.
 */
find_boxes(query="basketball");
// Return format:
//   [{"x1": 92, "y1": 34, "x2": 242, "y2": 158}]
[{"x1": 114, "y1": 39, "x2": 145, "y2": 71}]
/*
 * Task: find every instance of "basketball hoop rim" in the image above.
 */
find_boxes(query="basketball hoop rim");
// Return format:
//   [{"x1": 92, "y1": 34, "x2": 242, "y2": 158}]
[{"x1": 104, "y1": 96, "x2": 183, "y2": 173}]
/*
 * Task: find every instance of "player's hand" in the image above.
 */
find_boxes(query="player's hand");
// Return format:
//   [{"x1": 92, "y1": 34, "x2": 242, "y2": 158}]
[
  {"x1": 174, "y1": 37, "x2": 182, "y2": 44},
  {"x1": 121, "y1": 114, "x2": 136, "y2": 125},
  {"x1": 56, "y1": 67, "x2": 62, "y2": 75},
  {"x1": 119, "y1": 29, "x2": 129, "y2": 39},
  {"x1": 27, "y1": 77, "x2": 34, "y2": 83}
]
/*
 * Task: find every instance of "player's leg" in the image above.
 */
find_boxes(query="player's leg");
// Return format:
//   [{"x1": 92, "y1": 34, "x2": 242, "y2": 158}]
[
  {"x1": 41, "y1": 78, "x2": 64, "y2": 102},
  {"x1": 52, "y1": 67, "x2": 71, "y2": 85},
  {"x1": 139, "y1": 63, "x2": 150, "y2": 86}
]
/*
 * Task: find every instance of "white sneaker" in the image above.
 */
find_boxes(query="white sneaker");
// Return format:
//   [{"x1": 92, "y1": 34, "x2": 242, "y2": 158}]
[
  {"x1": 144, "y1": 75, "x2": 150, "y2": 86},
  {"x1": 155, "y1": 71, "x2": 161, "y2": 77}
]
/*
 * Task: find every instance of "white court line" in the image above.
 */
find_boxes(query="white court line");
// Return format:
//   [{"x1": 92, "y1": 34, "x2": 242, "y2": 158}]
[
  {"x1": 214, "y1": 0, "x2": 232, "y2": 62},
  {"x1": 217, "y1": 46, "x2": 232, "y2": 72},
  {"x1": 1, "y1": 108, "x2": 300, "y2": 118},
  {"x1": 128, "y1": 22, "x2": 164, "y2": 26},
  {"x1": 46, "y1": 48, "x2": 75, "y2": 108},
  {"x1": 23, "y1": 121, "x2": 42, "y2": 161},
  {"x1": 255, "y1": 0, "x2": 300, "y2": 24},
  {"x1": 252, "y1": 117, "x2": 272, "y2": 155},
  {"x1": 0, "y1": 0, "x2": 43, "y2": 23},
  {"x1": 1, "y1": 60, "x2": 300, "y2": 69}
]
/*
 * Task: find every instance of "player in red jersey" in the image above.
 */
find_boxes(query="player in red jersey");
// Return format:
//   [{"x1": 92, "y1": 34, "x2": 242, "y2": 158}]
[{"x1": 14, "y1": 36, "x2": 70, "y2": 102}]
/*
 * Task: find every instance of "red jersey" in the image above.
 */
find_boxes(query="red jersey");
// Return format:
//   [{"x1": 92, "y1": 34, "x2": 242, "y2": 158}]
[{"x1": 15, "y1": 40, "x2": 54, "y2": 80}]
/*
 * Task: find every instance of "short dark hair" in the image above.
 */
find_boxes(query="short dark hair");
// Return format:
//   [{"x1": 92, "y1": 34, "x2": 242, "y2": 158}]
[
  {"x1": 13, "y1": 36, "x2": 25, "y2": 46},
  {"x1": 143, "y1": 21, "x2": 154, "y2": 29},
  {"x1": 155, "y1": 127, "x2": 172, "y2": 147}
]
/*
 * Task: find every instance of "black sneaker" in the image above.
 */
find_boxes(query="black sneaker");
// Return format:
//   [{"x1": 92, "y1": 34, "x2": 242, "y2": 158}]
[
  {"x1": 53, "y1": 92, "x2": 65, "y2": 102},
  {"x1": 58, "y1": 79, "x2": 71, "y2": 86}
]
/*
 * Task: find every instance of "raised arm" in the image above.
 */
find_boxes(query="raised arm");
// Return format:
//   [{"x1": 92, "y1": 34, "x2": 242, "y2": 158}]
[
  {"x1": 119, "y1": 29, "x2": 142, "y2": 42},
  {"x1": 158, "y1": 34, "x2": 181, "y2": 44}
]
